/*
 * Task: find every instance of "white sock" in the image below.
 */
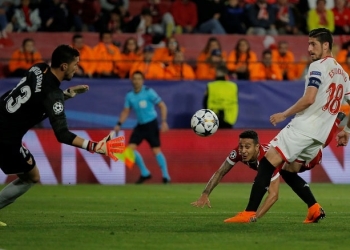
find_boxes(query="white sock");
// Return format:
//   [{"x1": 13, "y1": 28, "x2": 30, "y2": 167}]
[{"x1": 0, "y1": 178, "x2": 34, "y2": 209}]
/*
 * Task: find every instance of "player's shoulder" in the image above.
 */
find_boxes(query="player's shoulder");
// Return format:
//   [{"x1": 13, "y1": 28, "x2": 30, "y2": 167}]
[
  {"x1": 227, "y1": 146, "x2": 241, "y2": 163},
  {"x1": 29, "y1": 63, "x2": 50, "y2": 72}
]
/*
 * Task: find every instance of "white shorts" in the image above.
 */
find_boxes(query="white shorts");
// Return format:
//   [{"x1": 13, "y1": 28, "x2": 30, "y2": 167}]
[{"x1": 269, "y1": 125, "x2": 323, "y2": 164}]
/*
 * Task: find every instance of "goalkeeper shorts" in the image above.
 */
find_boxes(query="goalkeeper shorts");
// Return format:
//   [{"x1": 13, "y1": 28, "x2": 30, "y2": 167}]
[{"x1": 0, "y1": 143, "x2": 36, "y2": 175}]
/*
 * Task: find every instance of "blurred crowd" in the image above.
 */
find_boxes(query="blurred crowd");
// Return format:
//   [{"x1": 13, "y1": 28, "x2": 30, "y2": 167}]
[
  {"x1": 1, "y1": 0, "x2": 350, "y2": 37},
  {"x1": 6, "y1": 33, "x2": 350, "y2": 81},
  {"x1": 2, "y1": 0, "x2": 350, "y2": 81}
]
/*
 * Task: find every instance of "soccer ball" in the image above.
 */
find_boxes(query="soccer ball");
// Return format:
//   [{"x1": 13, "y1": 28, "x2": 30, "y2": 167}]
[{"x1": 191, "y1": 109, "x2": 219, "y2": 137}]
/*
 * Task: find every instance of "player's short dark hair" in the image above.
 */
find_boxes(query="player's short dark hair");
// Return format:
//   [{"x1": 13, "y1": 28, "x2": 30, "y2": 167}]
[
  {"x1": 309, "y1": 28, "x2": 333, "y2": 50},
  {"x1": 132, "y1": 71, "x2": 145, "y2": 79},
  {"x1": 72, "y1": 34, "x2": 82, "y2": 42},
  {"x1": 51, "y1": 45, "x2": 80, "y2": 68},
  {"x1": 239, "y1": 130, "x2": 259, "y2": 144}
]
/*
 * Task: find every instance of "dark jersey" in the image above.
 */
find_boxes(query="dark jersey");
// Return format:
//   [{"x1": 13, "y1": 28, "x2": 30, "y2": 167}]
[
  {"x1": 226, "y1": 144, "x2": 280, "y2": 178},
  {"x1": 226, "y1": 143, "x2": 322, "y2": 176},
  {"x1": 0, "y1": 63, "x2": 76, "y2": 144}
]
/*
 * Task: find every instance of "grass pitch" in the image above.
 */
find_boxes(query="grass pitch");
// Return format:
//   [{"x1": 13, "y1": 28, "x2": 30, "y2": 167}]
[{"x1": 0, "y1": 183, "x2": 350, "y2": 250}]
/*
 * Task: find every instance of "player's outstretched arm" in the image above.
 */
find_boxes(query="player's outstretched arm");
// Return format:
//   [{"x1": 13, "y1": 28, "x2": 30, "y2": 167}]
[
  {"x1": 191, "y1": 160, "x2": 234, "y2": 208},
  {"x1": 256, "y1": 177, "x2": 280, "y2": 218},
  {"x1": 72, "y1": 132, "x2": 126, "y2": 161},
  {"x1": 63, "y1": 85, "x2": 89, "y2": 100},
  {"x1": 270, "y1": 87, "x2": 318, "y2": 126}
]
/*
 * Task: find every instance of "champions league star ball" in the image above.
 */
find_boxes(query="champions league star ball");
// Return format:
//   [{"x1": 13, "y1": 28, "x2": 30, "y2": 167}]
[{"x1": 191, "y1": 109, "x2": 219, "y2": 137}]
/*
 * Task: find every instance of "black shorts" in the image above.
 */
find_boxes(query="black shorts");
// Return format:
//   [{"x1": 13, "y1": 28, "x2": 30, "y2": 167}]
[
  {"x1": 0, "y1": 143, "x2": 36, "y2": 175},
  {"x1": 129, "y1": 119, "x2": 160, "y2": 148}
]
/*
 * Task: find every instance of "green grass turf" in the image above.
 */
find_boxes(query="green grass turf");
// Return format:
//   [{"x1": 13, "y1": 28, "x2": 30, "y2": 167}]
[{"x1": 0, "y1": 183, "x2": 349, "y2": 250}]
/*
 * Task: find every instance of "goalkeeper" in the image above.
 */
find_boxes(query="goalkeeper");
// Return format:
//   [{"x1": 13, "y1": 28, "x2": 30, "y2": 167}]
[{"x1": 0, "y1": 45, "x2": 125, "y2": 226}]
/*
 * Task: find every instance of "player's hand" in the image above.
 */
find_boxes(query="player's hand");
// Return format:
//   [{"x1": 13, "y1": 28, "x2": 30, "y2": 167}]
[
  {"x1": 270, "y1": 113, "x2": 286, "y2": 126},
  {"x1": 191, "y1": 194, "x2": 211, "y2": 208},
  {"x1": 94, "y1": 132, "x2": 126, "y2": 161},
  {"x1": 336, "y1": 130, "x2": 349, "y2": 147},
  {"x1": 161, "y1": 121, "x2": 169, "y2": 132},
  {"x1": 64, "y1": 85, "x2": 89, "y2": 98}
]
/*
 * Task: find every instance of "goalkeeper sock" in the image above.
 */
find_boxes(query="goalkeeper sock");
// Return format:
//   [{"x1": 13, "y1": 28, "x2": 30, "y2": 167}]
[
  {"x1": 156, "y1": 152, "x2": 170, "y2": 180},
  {"x1": 280, "y1": 170, "x2": 317, "y2": 208},
  {"x1": 246, "y1": 157, "x2": 276, "y2": 211},
  {"x1": 134, "y1": 150, "x2": 150, "y2": 177},
  {"x1": 0, "y1": 178, "x2": 34, "y2": 209}
]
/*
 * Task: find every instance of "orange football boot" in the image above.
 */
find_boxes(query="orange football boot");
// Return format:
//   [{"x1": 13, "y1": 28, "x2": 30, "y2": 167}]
[
  {"x1": 224, "y1": 211, "x2": 257, "y2": 223},
  {"x1": 303, "y1": 203, "x2": 326, "y2": 223}
]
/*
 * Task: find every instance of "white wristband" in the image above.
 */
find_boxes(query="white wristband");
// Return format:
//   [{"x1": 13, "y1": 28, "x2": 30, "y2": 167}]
[
  {"x1": 82, "y1": 139, "x2": 89, "y2": 149},
  {"x1": 344, "y1": 126, "x2": 350, "y2": 134}
]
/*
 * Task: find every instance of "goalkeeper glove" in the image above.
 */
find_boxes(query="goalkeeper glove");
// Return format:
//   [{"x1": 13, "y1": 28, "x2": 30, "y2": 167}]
[{"x1": 85, "y1": 132, "x2": 125, "y2": 161}]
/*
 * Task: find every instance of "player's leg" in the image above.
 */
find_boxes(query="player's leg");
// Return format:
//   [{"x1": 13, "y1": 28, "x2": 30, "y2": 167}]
[
  {"x1": 224, "y1": 146, "x2": 284, "y2": 223},
  {"x1": 225, "y1": 126, "x2": 310, "y2": 223},
  {"x1": 281, "y1": 162, "x2": 318, "y2": 208},
  {"x1": 151, "y1": 147, "x2": 170, "y2": 183},
  {"x1": 0, "y1": 165, "x2": 40, "y2": 209},
  {"x1": 129, "y1": 124, "x2": 151, "y2": 184},
  {"x1": 147, "y1": 120, "x2": 170, "y2": 183},
  {"x1": 0, "y1": 145, "x2": 39, "y2": 226}
]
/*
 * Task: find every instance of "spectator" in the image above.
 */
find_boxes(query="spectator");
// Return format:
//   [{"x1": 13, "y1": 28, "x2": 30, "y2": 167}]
[
  {"x1": 291, "y1": 55, "x2": 312, "y2": 80},
  {"x1": 341, "y1": 52, "x2": 350, "y2": 74},
  {"x1": 153, "y1": 37, "x2": 182, "y2": 65},
  {"x1": 92, "y1": 31, "x2": 121, "y2": 78},
  {"x1": 0, "y1": 1, "x2": 11, "y2": 33},
  {"x1": 196, "y1": 49, "x2": 226, "y2": 80},
  {"x1": 272, "y1": 41, "x2": 295, "y2": 80},
  {"x1": 332, "y1": 0, "x2": 350, "y2": 35},
  {"x1": 8, "y1": 38, "x2": 42, "y2": 77},
  {"x1": 126, "y1": 8, "x2": 164, "y2": 45},
  {"x1": 170, "y1": 0, "x2": 198, "y2": 34},
  {"x1": 293, "y1": 0, "x2": 310, "y2": 34},
  {"x1": 71, "y1": 34, "x2": 95, "y2": 78},
  {"x1": 197, "y1": 37, "x2": 227, "y2": 66},
  {"x1": 98, "y1": 0, "x2": 128, "y2": 31},
  {"x1": 220, "y1": 0, "x2": 246, "y2": 34},
  {"x1": 337, "y1": 40, "x2": 350, "y2": 64},
  {"x1": 106, "y1": 9, "x2": 123, "y2": 34},
  {"x1": 246, "y1": 0, "x2": 278, "y2": 35},
  {"x1": 193, "y1": 0, "x2": 226, "y2": 34},
  {"x1": 227, "y1": 38, "x2": 258, "y2": 80},
  {"x1": 274, "y1": 0, "x2": 299, "y2": 34},
  {"x1": 164, "y1": 50, "x2": 195, "y2": 80},
  {"x1": 12, "y1": 0, "x2": 41, "y2": 32},
  {"x1": 129, "y1": 45, "x2": 165, "y2": 79},
  {"x1": 118, "y1": 37, "x2": 142, "y2": 78},
  {"x1": 142, "y1": 0, "x2": 175, "y2": 38},
  {"x1": 68, "y1": 0, "x2": 101, "y2": 32},
  {"x1": 203, "y1": 65, "x2": 239, "y2": 128},
  {"x1": 249, "y1": 49, "x2": 283, "y2": 81},
  {"x1": 307, "y1": 0, "x2": 334, "y2": 32},
  {"x1": 39, "y1": 0, "x2": 69, "y2": 32}
]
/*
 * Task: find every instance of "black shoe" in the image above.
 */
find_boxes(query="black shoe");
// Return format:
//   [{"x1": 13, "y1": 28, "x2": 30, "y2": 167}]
[
  {"x1": 337, "y1": 111, "x2": 346, "y2": 122},
  {"x1": 162, "y1": 178, "x2": 171, "y2": 184},
  {"x1": 135, "y1": 175, "x2": 152, "y2": 184}
]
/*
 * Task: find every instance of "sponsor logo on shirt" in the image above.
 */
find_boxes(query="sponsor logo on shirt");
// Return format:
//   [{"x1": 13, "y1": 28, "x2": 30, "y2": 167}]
[{"x1": 310, "y1": 71, "x2": 321, "y2": 76}]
